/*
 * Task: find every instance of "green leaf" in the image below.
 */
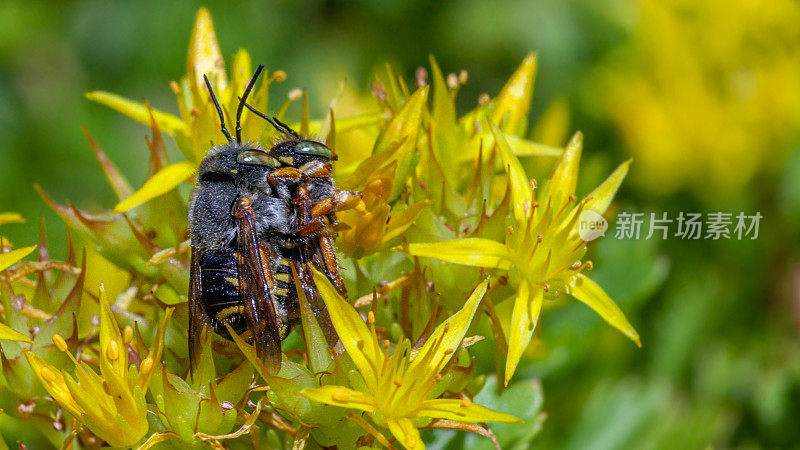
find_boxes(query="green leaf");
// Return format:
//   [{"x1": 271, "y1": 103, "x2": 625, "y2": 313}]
[
  {"x1": 0, "y1": 245, "x2": 36, "y2": 272},
  {"x1": 429, "y1": 55, "x2": 459, "y2": 187},
  {"x1": 113, "y1": 162, "x2": 195, "y2": 214},
  {"x1": 568, "y1": 273, "x2": 641, "y2": 347},
  {"x1": 467, "y1": 375, "x2": 545, "y2": 450},
  {"x1": 295, "y1": 265, "x2": 333, "y2": 374}
]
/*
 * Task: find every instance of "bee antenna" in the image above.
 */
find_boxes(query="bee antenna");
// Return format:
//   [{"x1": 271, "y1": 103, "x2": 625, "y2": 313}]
[
  {"x1": 272, "y1": 116, "x2": 300, "y2": 138},
  {"x1": 203, "y1": 74, "x2": 232, "y2": 142},
  {"x1": 236, "y1": 64, "x2": 265, "y2": 143},
  {"x1": 239, "y1": 99, "x2": 300, "y2": 138}
]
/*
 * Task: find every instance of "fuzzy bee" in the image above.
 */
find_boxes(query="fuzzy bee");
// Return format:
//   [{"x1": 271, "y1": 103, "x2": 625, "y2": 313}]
[{"x1": 188, "y1": 65, "x2": 352, "y2": 373}]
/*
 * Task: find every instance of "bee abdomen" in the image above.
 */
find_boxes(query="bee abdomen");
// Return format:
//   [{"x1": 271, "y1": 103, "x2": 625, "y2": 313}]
[{"x1": 199, "y1": 251, "x2": 248, "y2": 337}]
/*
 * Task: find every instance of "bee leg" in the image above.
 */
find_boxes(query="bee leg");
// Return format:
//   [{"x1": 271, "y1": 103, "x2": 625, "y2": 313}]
[
  {"x1": 294, "y1": 216, "x2": 327, "y2": 237},
  {"x1": 267, "y1": 167, "x2": 302, "y2": 185},
  {"x1": 311, "y1": 197, "x2": 335, "y2": 218},
  {"x1": 318, "y1": 233, "x2": 347, "y2": 297},
  {"x1": 333, "y1": 189, "x2": 362, "y2": 211}
]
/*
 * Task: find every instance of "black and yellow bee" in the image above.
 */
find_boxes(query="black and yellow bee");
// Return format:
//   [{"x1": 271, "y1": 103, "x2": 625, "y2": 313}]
[{"x1": 188, "y1": 65, "x2": 353, "y2": 373}]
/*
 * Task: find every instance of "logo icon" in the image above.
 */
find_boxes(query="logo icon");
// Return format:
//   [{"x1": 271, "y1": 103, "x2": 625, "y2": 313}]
[{"x1": 578, "y1": 210, "x2": 608, "y2": 241}]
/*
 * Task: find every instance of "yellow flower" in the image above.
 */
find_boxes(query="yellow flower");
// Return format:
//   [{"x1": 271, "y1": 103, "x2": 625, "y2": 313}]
[
  {"x1": 24, "y1": 286, "x2": 172, "y2": 448},
  {"x1": 301, "y1": 272, "x2": 519, "y2": 450},
  {"x1": 404, "y1": 128, "x2": 639, "y2": 385}
]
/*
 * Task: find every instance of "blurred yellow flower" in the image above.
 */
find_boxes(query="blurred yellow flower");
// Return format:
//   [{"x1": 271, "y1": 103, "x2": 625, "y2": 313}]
[
  {"x1": 594, "y1": 0, "x2": 800, "y2": 198},
  {"x1": 302, "y1": 273, "x2": 519, "y2": 450},
  {"x1": 404, "y1": 129, "x2": 639, "y2": 384}
]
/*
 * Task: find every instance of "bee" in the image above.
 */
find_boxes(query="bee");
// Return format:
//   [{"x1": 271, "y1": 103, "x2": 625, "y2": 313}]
[{"x1": 188, "y1": 65, "x2": 353, "y2": 373}]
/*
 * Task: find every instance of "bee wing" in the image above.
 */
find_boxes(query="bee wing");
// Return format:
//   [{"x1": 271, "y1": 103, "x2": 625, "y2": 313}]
[
  {"x1": 234, "y1": 205, "x2": 283, "y2": 374},
  {"x1": 188, "y1": 245, "x2": 205, "y2": 374},
  {"x1": 301, "y1": 236, "x2": 344, "y2": 349}
]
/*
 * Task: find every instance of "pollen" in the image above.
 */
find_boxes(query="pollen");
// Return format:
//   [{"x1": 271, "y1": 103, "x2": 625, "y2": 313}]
[
  {"x1": 458, "y1": 69, "x2": 468, "y2": 84},
  {"x1": 288, "y1": 88, "x2": 302, "y2": 101},
  {"x1": 140, "y1": 357, "x2": 153, "y2": 375},
  {"x1": 52, "y1": 334, "x2": 68, "y2": 352},
  {"x1": 447, "y1": 73, "x2": 459, "y2": 89},
  {"x1": 367, "y1": 311, "x2": 375, "y2": 324},
  {"x1": 273, "y1": 70, "x2": 287, "y2": 82},
  {"x1": 123, "y1": 326, "x2": 134, "y2": 345},
  {"x1": 106, "y1": 340, "x2": 120, "y2": 361}
]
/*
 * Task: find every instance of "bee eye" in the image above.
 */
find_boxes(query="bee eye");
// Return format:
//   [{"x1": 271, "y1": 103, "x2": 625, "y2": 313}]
[
  {"x1": 237, "y1": 150, "x2": 281, "y2": 167},
  {"x1": 294, "y1": 141, "x2": 332, "y2": 158}
]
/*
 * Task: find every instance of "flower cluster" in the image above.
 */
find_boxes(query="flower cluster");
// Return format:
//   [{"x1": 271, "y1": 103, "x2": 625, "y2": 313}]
[
  {"x1": 0, "y1": 8, "x2": 638, "y2": 449},
  {"x1": 592, "y1": 0, "x2": 800, "y2": 199}
]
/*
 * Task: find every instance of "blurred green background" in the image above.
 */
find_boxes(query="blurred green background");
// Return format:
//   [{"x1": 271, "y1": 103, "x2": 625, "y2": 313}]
[{"x1": 2, "y1": 0, "x2": 799, "y2": 447}]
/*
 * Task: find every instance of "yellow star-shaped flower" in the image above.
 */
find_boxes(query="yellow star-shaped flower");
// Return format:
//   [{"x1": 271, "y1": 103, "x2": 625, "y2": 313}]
[
  {"x1": 404, "y1": 126, "x2": 640, "y2": 385},
  {"x1": 302, "y1": 273, "x2": 520, "y2": 449}
]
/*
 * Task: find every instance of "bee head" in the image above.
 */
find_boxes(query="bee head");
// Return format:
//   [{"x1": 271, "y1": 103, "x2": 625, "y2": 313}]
[
  {"x1": 198, "y1": 142, "x2": 278, "y2": 187},
  {"x1": 264, "y1": 138, "x2": 333, "y2": 168}
]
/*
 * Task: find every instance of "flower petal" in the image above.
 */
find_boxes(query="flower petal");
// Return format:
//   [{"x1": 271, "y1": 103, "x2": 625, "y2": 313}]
[
  {"x1": 491, "y1": 52, "x2": 537, "y2": 135},
  {"x1": 493, "y1": 124, "x2": 533, "y2": 223},
  {"x1": 546, "y1": 132, "x2": 582, "y2": 208},
  {"x1": 584, "y1": 159, "x2": 631, "y2": 215},
  {"x1": 568, "y1": 273, "x2": 641, "y2": 347},
  {"x1": 404, "y1": 238, "x2": 511, "y2": 270},
  {"x1": 311, "y1": 269, "x2": 382, "y2": 391},
  {"x1": 24, "y1": 351, "x2": 83, "y2": 419},
  {"x1": 0, "y1": 322, "x2": 33, "y2": 344},
  {"x1": 300, "y1": 385, "x2": 377, "y2": 413},
  {"x1": 408, "y1": 280, "x2": 488, "y2": 377},
  {"x1": 97, "y1": 284, "x2": 127, "y2": 376},
  {"x1": 113, "y1": 162, "x2": 195, "y2": 214},
  {"x1": 0, "y1": 212, "x2": 24, "y2": 226},
  {"x1": 386, "y1": 417, "x2": 425, "y2": 450},
  {"x1": 349, "y1": 86, "x2": 428, "y2": 188},
  {"x1": 504, "y1": 133, "x2": 562, "y2": 157},
  {"x1": 382, "y1": 200, "x2": 433, "y2": 243},
  {"x1": 137, "y1": 307, "x2": 173, "y2": 391},
  {"x1": 417, "y1": 399, "x2": 521, "y2": 424},
  {"x1": 187, "y1": 7, "x2": 227, "y2": 93},
  {"x1": 0, "y1": 245, "x2": 36, "y2": 272},
  {"x1": 505, "y1": 281, "x2": 543, "y2": 386},
  {"x1": 85, "y1": 91, "x2": 187, "y2": 137}
]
